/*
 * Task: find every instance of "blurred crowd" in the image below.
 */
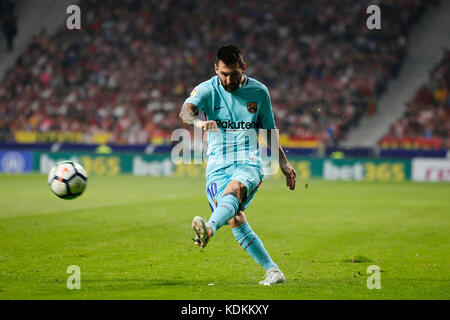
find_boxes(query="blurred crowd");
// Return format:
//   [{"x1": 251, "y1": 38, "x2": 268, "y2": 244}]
[
  {"x1": 0, "y1": 0, "x2": 433, "y2": 145},
  {"x1": 383, "y1": 49, "x2": 450, "y2": 147}
]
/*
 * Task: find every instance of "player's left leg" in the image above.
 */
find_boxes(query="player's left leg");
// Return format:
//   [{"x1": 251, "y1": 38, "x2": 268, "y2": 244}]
[
  {"x1": 227, "y1": 164, "x2": 285, "y2": 285},
  {"x1": 229, "y1": 210, "x2": 285, "y2": 285}
]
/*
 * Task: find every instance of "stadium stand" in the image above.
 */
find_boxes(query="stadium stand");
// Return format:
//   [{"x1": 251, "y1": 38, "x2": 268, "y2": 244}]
[
  {"x1": 0, "y1": 0, "x2": 434, "y2": 146},
  {"x1": 380, "y1": 49, "x2": 449, "y2": 149},
  {"x1": 0, "y1": 0, "x2": 18, "y2": 52}
]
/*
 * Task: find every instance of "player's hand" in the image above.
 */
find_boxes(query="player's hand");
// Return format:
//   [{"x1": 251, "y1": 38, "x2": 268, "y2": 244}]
[
  {"x1": 195, "y1": 120, "x2": 219, "y2": 132},
  {"x1": 280, "y1": 161, "x2": 296, "y2": 190}
]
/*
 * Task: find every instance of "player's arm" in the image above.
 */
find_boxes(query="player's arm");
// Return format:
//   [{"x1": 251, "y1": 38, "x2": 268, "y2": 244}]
[
  {"x1": 259, "y1": 88, "x2": 296, "y2": 190},
  {"x1": 267, "y1": 127, "x2": 296, "y2": 190},
  {"x1": 179, "y1": 103, "x2": 219, "y2": 131}
]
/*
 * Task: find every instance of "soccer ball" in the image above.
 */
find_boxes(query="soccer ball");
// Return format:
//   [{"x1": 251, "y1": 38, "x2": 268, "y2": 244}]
[{"x1": 48, "y1": 161, "x2": 88, "y2": 199}]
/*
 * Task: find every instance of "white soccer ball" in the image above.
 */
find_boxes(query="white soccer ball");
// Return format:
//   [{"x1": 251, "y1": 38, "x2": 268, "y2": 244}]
[{"x1": 47, "y1": 161, "x2": 88, "y2": 199}]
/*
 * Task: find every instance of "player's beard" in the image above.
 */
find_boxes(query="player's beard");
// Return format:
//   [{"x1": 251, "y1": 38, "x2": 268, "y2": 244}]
[{"x1": 221, "y1": 77, "x2": 242, "y2": 92}]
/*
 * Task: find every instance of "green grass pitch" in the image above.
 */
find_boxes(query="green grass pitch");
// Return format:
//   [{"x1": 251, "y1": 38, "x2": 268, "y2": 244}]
[{"x1": 0, "y1": 173, "x2": 449, "y2": 299}]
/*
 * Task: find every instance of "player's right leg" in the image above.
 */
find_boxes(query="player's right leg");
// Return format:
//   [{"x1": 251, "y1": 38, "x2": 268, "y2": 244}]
[
  {"x1": 192, "y1": 216, "x2": 211, "y2": 249},
  {"x1": 192, "y1": 168, "x2": 231, "y2": 249},
  {"x1": 207, "y1": 179, "x2": 244, "y2": 236},
  {"x1": 192, "y1": 178, "x2": 243, "y2": 249}
]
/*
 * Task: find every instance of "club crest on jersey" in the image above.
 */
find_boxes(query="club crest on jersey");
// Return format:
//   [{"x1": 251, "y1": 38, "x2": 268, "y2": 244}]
[{"x1": 247, "y1": 102, "x2": 258, "y2": 113}]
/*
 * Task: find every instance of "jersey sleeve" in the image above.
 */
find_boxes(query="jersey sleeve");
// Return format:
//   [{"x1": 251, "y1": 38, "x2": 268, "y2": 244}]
[
  {"x1": 258, "y1": 87, "x2": 275, "y2": 129},
  {"x1": 184, "y1": 82, "x2": 211, "y2": 113}
]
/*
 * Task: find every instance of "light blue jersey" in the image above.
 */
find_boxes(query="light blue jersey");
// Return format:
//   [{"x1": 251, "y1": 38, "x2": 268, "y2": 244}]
[
  {"x1": 184, "y1": 75, "x2": 275, "y2": 177},
  {"x1": 185, "y1": 75, "x2": 280, "y2": 272}
]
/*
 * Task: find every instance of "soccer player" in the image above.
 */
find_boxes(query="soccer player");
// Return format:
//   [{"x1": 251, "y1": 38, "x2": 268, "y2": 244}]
[{"x1": 179, "y1": 44, "x2": 296, "y2": 285}]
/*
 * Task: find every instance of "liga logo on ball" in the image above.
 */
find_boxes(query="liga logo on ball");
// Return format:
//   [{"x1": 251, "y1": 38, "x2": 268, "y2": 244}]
[{"x1": 48, "y1": 161, "x2": 88, "y2": 199}]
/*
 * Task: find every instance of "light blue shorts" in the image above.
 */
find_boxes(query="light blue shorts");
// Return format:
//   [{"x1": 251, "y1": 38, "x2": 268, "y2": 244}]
[{"x1": 205, "y1": 162, "x2": 264, "y2": 213}]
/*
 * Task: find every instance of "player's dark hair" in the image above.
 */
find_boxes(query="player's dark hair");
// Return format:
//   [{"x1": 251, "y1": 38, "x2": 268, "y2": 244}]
[{"x1": 216, "y1": 44, "x2": 245, "y2": 67}]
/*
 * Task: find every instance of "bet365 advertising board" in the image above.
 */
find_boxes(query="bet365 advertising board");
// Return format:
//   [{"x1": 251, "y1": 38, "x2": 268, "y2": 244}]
[{"x1": 26, "y1": 152, "x2": 423, "y2": 182}]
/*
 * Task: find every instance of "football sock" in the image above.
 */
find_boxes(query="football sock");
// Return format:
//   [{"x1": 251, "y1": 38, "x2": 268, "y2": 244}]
[
  {"x1": 208, "y1": 194, "x2": 239, "y2": 236},
  {"x1": 232, "y1": 222, "x2": 278, "y2": 271}
]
